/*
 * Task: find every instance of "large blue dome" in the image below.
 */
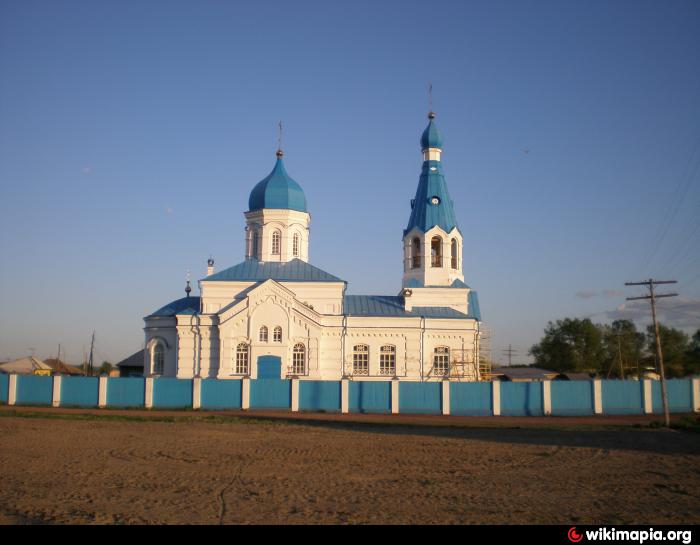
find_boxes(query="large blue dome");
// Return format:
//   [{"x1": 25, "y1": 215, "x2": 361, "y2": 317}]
[{"x1": 248, "y1": 154, "x2": 308, "y2": 213}]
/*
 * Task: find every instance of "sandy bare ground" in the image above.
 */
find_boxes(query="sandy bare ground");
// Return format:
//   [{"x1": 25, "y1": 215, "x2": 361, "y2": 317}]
[{"x1": 0, "y1": 410, "x2": 698, "y2": 525}]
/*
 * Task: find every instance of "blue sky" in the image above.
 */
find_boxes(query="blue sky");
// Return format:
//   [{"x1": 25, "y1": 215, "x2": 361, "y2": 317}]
[{"x1": 1, "y1": 0, "x2": 699, "y2": 366}]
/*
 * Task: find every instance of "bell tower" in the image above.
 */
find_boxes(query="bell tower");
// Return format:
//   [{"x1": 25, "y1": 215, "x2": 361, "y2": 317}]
[{"x1": 402, "y1": 112, "x2": 464, "y2": 288}]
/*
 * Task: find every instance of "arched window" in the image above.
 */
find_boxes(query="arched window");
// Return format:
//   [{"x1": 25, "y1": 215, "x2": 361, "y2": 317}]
[
  {"x1": 434, "y1": 346, "x2": 450, "y2": 376},
  {"x1": 293, "y1": 233, "x2": 300, "y2": 257},
  {"x1": 259, "y1": 326, "x2": 268, "y2": 342},
  {"x1": 431, "y1": 236, "x2": 442, "y2": 268},
  {"x1": 379, "y1": 345, "x2": 396, "y2": 376},
  {"x1": 412, "y1": 238, "x2": 421, "y2": 269},
  {"x1": 272, "y1": 230, "x2": 281, "y2": 255},
  {"x1": 451, "y1": 239, "x2": 458, "y2": 269},
  {"x1": 353, "y1": 344, "x2": 369, "y2": 376},
  {"x1": 235, "y1": 343, "x2": 249, "y2": 375},
  {"x1": 273, "y1": 326, "x2": 282, "y2": 342},
  {"x1": 153, "y1": 342, "x2": 164, "y2": 375},
  {"x1": 292, "y1": 343, "x2": 305, "y2": 375},
  {"x1": 251, "y1": 228, "x2": 259, "y2": 258}
]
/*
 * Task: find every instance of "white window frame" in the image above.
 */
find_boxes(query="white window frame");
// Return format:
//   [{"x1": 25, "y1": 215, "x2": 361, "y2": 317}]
[
  {"x1": 259, "y1": 326, "x2": 268, "y2": 342},
  {"x1": 434, "y1": 346, "x2": 450, "y2": 376},
  {"x1": 153, "y1": 342, "x2": 164, "y2": 375},
  {"x1": 235, "y1": 343, "x2": 249, "y2": 375},
  {"x1": 353, "y1": 344, "x2": 369, "y2": 376},
  {"x1": 379, "y1": 345, "x2": 396, "y2": 376},
  {"x1": 293, "y1": 233, "x2": 300, "y2": 257},
  {"x1": 292, "y1": 343, "x2": 305, "y2": 375},
  {"x1": 273, "y1": 326, "x2": 282, "y2": 343},
  {"x1": 272, "y1": 230, "x2": 281, "y2": 255}
]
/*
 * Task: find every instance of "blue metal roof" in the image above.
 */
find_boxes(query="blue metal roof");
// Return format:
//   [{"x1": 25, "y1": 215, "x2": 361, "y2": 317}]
[
  {"x1": 343, "y1": 295, "x2": 470, "y2": 319},
  {"x1": 421, "y1": 117, "x2": 444, "y2": 150},
  {"x1": 405, "y1": 159, "x2": 459, "y2": 235},
  {"x1": 248, "y1": 156, "x2": 307, "y2": 213},
  {"x1": 468, "y1": 290, "x2": 482, "y2": 321},
  {"x1": 147, "y1": 296, "x2": 200, "y2": 317},
  {"x1": 404, "y1": 278, "x2": 470, "y2": 289},
  {"x1": 204, "y1": 259, "x2": 344, "y2": 283}
]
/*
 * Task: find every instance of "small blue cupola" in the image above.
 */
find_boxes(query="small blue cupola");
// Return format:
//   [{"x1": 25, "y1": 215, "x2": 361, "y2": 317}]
[
  {"x1": 405, "y1": 114, "x2": 458, "y2": 235},
  {"x1": 248, "y1": 150, "x2": 308, "y2": 213},
  {"x1": 420, "y1": 112, "x2": 444, "y2": 150}
]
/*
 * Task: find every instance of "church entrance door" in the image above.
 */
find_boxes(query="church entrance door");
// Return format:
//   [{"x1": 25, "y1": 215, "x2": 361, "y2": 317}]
[{"x1": 251, "y1": 356, "x2": 291, "y2": 409}]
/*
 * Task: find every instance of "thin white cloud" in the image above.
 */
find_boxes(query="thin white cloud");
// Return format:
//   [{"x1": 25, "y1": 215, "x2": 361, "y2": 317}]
[{"x1": 606, "y1": 298, "x2": 700, "y2": 330}]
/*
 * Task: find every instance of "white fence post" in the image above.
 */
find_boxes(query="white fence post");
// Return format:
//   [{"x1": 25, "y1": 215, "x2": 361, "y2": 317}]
[
  {"x1": 52, "y1": 375, "x2": 62, "y2": 408},
  {"x1": 192, "y1": 377, "x2": 202, "y2": 410},
  {"x1": 291, "y1": 378, "x2": 299, "y2": 412},
  {"x1": 442, "y1": 380, "x2": 450, "y2": 416},
  {"x1": 241, "y1": 377, "x2": 250, "y2": 410},
  {"x1": 391, "y1": 379, "x2": 399, "y2": 414},
  {"x1": 492, "y1": 380, "x2": 501, "y2": 416},
  {"x1": 643, "y1": 380, "x2": 653, "y2": 414},
  {"x1": 98, "y1": 376, "x2": 108, "y2": 408},
  {"x1": 145, "y1": 377, "x2": 154, "y2": 409},
  {"x1": 8, "y1": 374, "x2": 17, "y2": 406},
  {"x1": 693, "y1": 378, "x2": 699, "y2": 413},
  {"x1": 543, "y1": 380, "x2": 552, "y2": 416},
  {"x1": 593, "y1": 379, "x2": 603, "y2": 415},
  {"x1": 341, "y1": 378, "x2": 349, "y2": 414}
]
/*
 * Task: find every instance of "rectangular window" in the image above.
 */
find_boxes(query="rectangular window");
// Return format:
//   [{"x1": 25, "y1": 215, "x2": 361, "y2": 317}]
[
  {"x1": 353, "y1": 346, "x2": 369, "y2": 376},
  {"x1": 434, "y1": 347, "x2": 449, "y2": 376},
  {"x1": 379, "y1": 346, "x2": 396, "y2": 376}
]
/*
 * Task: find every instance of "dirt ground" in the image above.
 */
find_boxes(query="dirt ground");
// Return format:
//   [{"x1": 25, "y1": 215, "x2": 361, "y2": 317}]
[{"x1": 0, "y1": 409, "x2": 698, "y2": 525}]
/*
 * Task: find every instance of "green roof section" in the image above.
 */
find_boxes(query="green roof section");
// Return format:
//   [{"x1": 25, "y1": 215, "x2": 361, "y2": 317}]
[
  {"x1": 404, "y1": 159, "x2": 459, "y2": 235},
  {"x1": 404, "y1": 278, "x2": 470, "y2": 289},
  {"x1": 204, "y1": 259, "x2": 344, "y2": 283},
  {"x1": 343, "y1": 295, "x2": 470, "y2": 319},
  {"x1": 468, "y1": 290, "x2": 482, "y2": 321},
  {"x1": 248, "y1": 155, "x2": 308, "y2": 213},
  {"x1": 147, "y1": 296, "x2": 200, "y2": 317}
]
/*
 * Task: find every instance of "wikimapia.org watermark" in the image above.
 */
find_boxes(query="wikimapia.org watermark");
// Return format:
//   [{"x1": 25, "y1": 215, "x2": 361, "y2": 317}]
[{"x1": 568, "y1": 527, "x2": 692, "y2": 544}]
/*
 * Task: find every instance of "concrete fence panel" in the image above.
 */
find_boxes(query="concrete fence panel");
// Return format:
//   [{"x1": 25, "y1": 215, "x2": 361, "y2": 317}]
[
  {"x1": 299, "y1": 380, "x2": 341, "y2": 412},
  {"x1": 652, "y1": 379, "x2": 694, "y2": 414},
  {"x1": 60, "y1": 376, "x2": 99, "y2": 408},
  {"x1": 201, "y1": 379, "x2": 242, "y2": 410},
  {"x1": 399, "y1": 382, "x2": 442, "y2": 414},
  {"x1": 0, "y1": 374, "x2": 8, "y2": 404},
  {"x1": 250, "y1": 378, "x2": 291, "y2": 409},
  {"x1": 449, "y1": 382, "x2": 493, "y2": 416},
  {"x1": 152, "y1": 378, "x2": 193, "y2": 409},
  {"x1": 500, "y1": 382, "x2": 544, "y2": 416},
  {"x1": 15, "y1": 375, "x2": 53, "y2": 406},
  {"x1": 550, "y1": 381, "x2": 595, "y2": 416},
  {"x1": 348, "y1": 381, "x2": 392, "y2": 414},
  {"x1": 601, "y1": 380, "x2": 644, "y2": 415},
  {"x1": 106, "y1": 377, "x2": 146, "y2": 408}
]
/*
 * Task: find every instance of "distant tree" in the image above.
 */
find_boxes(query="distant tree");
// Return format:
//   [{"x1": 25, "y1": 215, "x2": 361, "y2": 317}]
[
  {"x1": 646, "y1": 325, "x2": 689, "y2": 378},
  {"x1": 98, "y1": 361, "x2": 113, "y2": 375},
  {"x1": 601, "y1": 320, "x2": 645, "y2": 378},
  {"x1": 686, "y1": 330, "x2": 700, "y2": 376},
  {"x1": 530, "y1": 318, "x2": 605, "y2": 373}
]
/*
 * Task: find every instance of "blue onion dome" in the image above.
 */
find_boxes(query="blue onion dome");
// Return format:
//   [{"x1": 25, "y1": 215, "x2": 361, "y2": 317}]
[
  {"x1": 420, "y1": 111, "x2": 444, "y2": 150},
  {"x1": 248, "y1": 150, "x2": 308, "y2": 213}
]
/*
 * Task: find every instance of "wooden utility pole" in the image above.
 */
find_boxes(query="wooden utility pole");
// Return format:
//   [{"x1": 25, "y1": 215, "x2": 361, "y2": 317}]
[{"x1": 625, "y1": 279, "x2": 678, "y2": 427}]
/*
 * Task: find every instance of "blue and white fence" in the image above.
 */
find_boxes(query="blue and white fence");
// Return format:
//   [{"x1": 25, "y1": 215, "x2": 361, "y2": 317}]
[{"x1": 1, "y1": 375, "x2": 699, "y2": 417}]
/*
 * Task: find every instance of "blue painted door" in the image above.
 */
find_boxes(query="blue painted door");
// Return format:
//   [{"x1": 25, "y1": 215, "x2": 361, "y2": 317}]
[
  {"x1": 257, "y1": 356, "x2": 282, "y2": 378},
  {"x1": 251, "y1": 356, "x2": 291, "y2": 409}
]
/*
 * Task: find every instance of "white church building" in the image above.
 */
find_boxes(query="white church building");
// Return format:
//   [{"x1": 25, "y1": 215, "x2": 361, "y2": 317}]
[{"x1": 143, "y1": 111, "x2": 482, "y2": 382}]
